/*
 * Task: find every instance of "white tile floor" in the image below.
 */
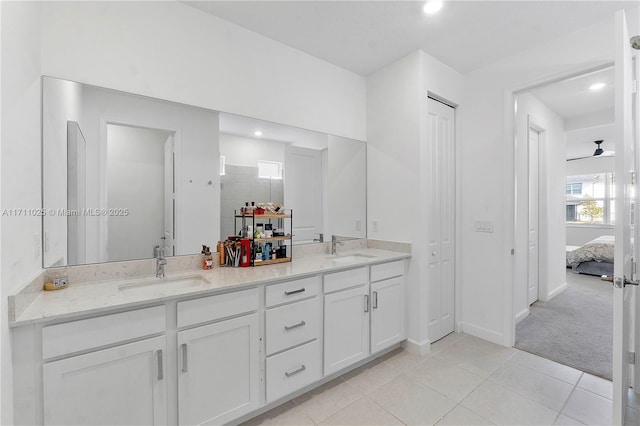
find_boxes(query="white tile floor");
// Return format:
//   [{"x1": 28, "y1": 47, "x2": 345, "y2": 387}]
[{"x1": 243, "y1": 333, "x2": 640, "y2": 426}]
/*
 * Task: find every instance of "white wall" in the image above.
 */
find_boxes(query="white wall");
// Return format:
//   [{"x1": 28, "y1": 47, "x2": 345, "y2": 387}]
[
  {"x1": 106, "y1": 125, "x2": 168, "y2": 261},
  {"x1": 458, "y1": 9, "x2": 639, "y2": 346},
  {"x1": 79, "y1": 86, "x2": 220, "y2": 260},
  {"x1": 513, "y1": 92, "x2": 566, "y2": 324},
  {"x1": 40, "y1": 1, "x2": 366, "y2": 141},
  {"x1": 367, "y1": 50, "x2": 464, "y2": 352},
  {"x1": 327, "y1": 135, "x2": 366, "y2": 239},
  {"x1": 0, "y1": 2, "x2": 42, "y2": 424},
  {"x1": 220, "y1": 134, "x2": 285, "y2": 168}
]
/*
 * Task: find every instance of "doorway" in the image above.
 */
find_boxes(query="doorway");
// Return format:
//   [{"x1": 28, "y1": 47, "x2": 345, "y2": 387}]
[
  {"x1": 513, "y1": 67, "x2": 616, "y2": 380},
  {"x1": 105, "y1": 124, "x2": 175, "y2": 261}
]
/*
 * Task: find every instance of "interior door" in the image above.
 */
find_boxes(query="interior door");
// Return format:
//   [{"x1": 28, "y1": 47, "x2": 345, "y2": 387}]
[
  {"x1": 528, "y1": 127, "x2": 540, "y2": 305},
  {"x1": 613, "y1": 9, "x2": 638, "y2": 425},
  {"x1": 426, "y1": 98, "x2": 456, "y2": 342},
  {"x1": 284, "y1": 146, "x2": 324, "y2": 243},
  {"x1": 163, "y1": 134, "x2": 175, "y2": 255}
]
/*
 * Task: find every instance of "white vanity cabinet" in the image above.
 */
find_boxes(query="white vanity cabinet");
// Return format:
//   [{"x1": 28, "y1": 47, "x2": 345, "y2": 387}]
[
  {"x1": 176, "y1": 288, "x2": 260, "y2": 425},
  {"x1": 41, "y1": 306, "x2": 168, "y2": 426},
  {"x1": 323, "y1": 261, "x2": 405, "y2": 375},
  {"x1": 323, "y1": 267, "x2": 370, "y2": 375},
  {"x1": 264, "y1": 277, "x2": 322, "y2": 402},
  {"x1": 370, "y1": 261, "x2": 406, "y2": 354},
  {"x1": 43, "y1": 336, "x2": 168, "y2": 426}
]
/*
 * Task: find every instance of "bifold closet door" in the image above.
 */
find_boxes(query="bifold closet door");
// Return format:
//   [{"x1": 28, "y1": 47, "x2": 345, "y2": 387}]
[{"x1": 426, "y1": 98, "x2": 455, "y2": 342}]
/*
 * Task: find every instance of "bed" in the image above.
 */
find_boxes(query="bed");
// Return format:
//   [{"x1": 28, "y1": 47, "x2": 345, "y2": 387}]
[{"x1": 566, "y1": 235, "x2": 614, "y2": 277}]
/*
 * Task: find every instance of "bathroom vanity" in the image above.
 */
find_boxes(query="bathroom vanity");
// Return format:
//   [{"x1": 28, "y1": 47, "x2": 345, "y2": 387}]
[{"x1": 9, "y1": 248, "x2": 409, "y2": 425}]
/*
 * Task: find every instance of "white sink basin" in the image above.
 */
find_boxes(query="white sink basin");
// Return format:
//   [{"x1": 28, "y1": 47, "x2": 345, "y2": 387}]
[
  {"x1": 119, "y1": 275, "x2": 209, "y2": 294},
  {"x1": 329, "y1": 253, "x2": 377, "y2": 263}
]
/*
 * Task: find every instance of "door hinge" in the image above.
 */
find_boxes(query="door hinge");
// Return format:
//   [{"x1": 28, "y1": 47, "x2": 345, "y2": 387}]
[
  {"x1": 511, "y1": 248, "x2": 515, "y2": 255},
  {"x1": 633, "y1": 79, "x2": 638, "y2": 94},
  {"x1": 632, "y1": 171, "x2": 637, "y2": 185},
  {"x1": 629, "y1": 352, "x2": 636, "y2": 365}
]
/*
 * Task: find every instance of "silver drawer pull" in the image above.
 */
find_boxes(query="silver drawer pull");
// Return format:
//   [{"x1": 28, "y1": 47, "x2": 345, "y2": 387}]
[
  {"x1": 181, "y1": 343, "x2": 188, "y2": 373},
  {"x1": 284, "y1": 288, "x2": 305, "y2": 296},
  {"x1": 373, "y1": 291, "x2": 378, "y2": 309},
  {"x1": 364, "y1": 294, "x2": 369, "y2": 313},
  {"x1": 157, "y1": 350, "x2": 164, "y2": 381},
  {"x1": 284, "y1": 320, "x2": 306, "y2": 331},
  {"x1": 285, "y1": 364, "x2": 306, "y2": 378}
]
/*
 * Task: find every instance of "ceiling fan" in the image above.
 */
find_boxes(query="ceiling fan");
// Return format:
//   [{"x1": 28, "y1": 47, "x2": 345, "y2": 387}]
[{"x1": 567, "y1": 140, "x2": 614, "y2": 161}]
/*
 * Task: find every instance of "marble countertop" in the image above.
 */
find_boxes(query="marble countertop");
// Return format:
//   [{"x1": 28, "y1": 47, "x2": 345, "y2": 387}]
[{"x1": 10, "y1": 248, "x2": 410, "y2": 327}]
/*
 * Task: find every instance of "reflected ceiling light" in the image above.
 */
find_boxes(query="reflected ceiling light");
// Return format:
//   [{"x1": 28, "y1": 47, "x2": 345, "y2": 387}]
[
  {"x1": 423, "y1": 0, "x2": 443, "y2": 14},
  {"x1": 254, "y1": 130, "x2": 263, "y2": 137},
  {"x1": 589, "y1": 82, "x2": 606, "y2": 91}
]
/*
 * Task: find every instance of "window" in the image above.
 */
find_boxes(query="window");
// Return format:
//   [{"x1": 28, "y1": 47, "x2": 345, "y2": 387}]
[
  {"x1": 258, "y1": 160, "x2": 282, "y2": 179},
  {"x1": 220, "y1": 155, "x2": 226, "y2": 176},
  {"x1": 566, "y1": 183, "x2": 582, "y2": 194},
  {"x1": 566, "y1": 172, "x2": 615, "y2": 226}
]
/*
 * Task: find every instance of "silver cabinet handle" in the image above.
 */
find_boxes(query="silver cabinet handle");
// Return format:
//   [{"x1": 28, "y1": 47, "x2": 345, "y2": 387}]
[
  {"x1": 285, "y1": 364, "x2": 306, "y2": 378},
  {"x1": 284, "y1": 288, "x2": 305, "y2": 296},
  {"x1": 181, "y1": 343, "x2": 188, "y2": 373},
  {"x1": 364, "y1": 294, "x2": 369, "y2": 313},
  {"x1": 157, "y1": 350, "x2": 164, "y2": 381},
  {"x1": 373, "y1": 291, "x2": 378, "y2": 309},
  {"x1": 284, "y1": 320, "x2": 306, "y2": 331}
]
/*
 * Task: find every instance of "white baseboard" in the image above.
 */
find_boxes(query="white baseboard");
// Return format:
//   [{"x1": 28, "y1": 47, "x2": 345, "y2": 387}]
[
  {"x1": 403, "y1": 338, "x2": 431, "y2": 356},
  {"x1": 515, "y1": 308, "x2": 530, "y2": 324},
  {"x1": 458, "y1": 322, "x2": 505, "y2": 346},
  {"x1": 546, "y1": 282, "x2": 567, "y2": 301}
]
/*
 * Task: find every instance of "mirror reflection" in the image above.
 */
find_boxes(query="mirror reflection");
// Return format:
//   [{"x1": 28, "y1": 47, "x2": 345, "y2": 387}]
[{"x1": 42, "y1": 76, "x2": 366, "y2": 268}]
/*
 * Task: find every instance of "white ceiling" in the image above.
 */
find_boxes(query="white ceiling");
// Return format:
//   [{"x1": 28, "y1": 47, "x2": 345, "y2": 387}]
[
  {"x1": 184, "y1": 0, "x2": 637, "y2": 76},
  {"x1": 527, "y1": 67, "x2": 615, "y2": 121},
  {"x1": 219, "y1": 112, "x2": 329, "y2": 149},
  {"x1": 565, "y1": 123, "x2": 615, "y2": 160}
]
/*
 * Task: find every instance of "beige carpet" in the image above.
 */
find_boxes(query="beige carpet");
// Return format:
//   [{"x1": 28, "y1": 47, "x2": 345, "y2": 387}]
[{"x1": 515, "y1": 270, "x2": 613, "y2": 380}]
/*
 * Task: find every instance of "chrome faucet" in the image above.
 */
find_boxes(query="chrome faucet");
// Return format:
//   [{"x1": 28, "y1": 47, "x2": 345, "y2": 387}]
[
  {"x1": 331, "y1": 235, "x2": 345, "y2": 255},
  {"x1": 154, "y1": 244, "x2": 166, "y2": 278},
  {"x1": 313, "y1": 233, "x2": 324, "y2": 243}
]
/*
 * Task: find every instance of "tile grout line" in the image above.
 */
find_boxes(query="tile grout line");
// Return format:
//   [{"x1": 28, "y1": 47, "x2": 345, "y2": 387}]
[{"x1": 552, "y1": 372, "x2": 585, "y2": 425}]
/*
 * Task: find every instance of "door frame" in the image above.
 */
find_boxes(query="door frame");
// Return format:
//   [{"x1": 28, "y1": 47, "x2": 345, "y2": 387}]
[
  {"x1": 527, "y1": 118, "x2": 543, "y2": 307},
  {"x1": 505, "y1": 62, "x2": 616, "y2": 348}
]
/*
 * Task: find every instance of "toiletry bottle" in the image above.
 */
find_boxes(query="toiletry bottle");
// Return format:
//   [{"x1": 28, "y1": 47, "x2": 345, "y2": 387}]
[
  {"x1": 217, "y1": 241, "x2": 225, "y2": 266},
  {"x1": 255, "y1": 244, "x2": 262, "y2": 262},
  {"x1": 263, "y1": 243, "x2": 270, "y2": 261},
  {"x1": 202, "y1": 245, "x2": 213, "y2": 270}
]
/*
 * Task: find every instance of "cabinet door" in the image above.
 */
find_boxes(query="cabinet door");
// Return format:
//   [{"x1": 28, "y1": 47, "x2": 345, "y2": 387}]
[
  {"x1": 324, "y1": 285, "x2": 370, "y2": 375},
  {"x1": 178, "y1": 313, "x2": 259, "y2": 425},
  {"x1": 371, "y1": 277, "x2": 405, "y2": 354},
  {"x1": 43, "y1": 336, "x2": 167, "y2": 425}
]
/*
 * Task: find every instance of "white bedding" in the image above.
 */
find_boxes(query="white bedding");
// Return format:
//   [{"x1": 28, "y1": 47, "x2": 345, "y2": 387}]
[{"x1": 566, "y1": 236, "x2": 614, "y2": 267}]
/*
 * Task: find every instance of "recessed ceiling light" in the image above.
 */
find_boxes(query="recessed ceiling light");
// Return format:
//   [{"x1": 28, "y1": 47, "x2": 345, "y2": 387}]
[
  {"x1": 423, "y1": 0, "x2": 443, "y2": 14},
  {"x1": 589, "y1": 82, "x2": 606, "y2": 91},
  {"x1": 254, "y1": 130, "x2": 262, "y2": 137}
]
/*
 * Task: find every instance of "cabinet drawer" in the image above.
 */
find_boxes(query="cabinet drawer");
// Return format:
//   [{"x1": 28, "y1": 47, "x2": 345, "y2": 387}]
[
  {"x1": 323, "y1": 267, "x2": 368, "y2": 293},
  {"x1": 42, "y1": 306, "x2": 166, "y2": 359},
  {"x1": 266, "y1": 340, "x2": 321, "y2": 402},
  {"x1": 265, "y1": 276, "x2": 320, "y2": 307},
  {"x1": 266, "y1": 298, "x2": 320, "y2": 355},
  {"x1": 177, "y1": 288, "x2": 258, "y2": 328},
  {"x1": 370, "y1": 261, "x2": 404, "y2": 282}
]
